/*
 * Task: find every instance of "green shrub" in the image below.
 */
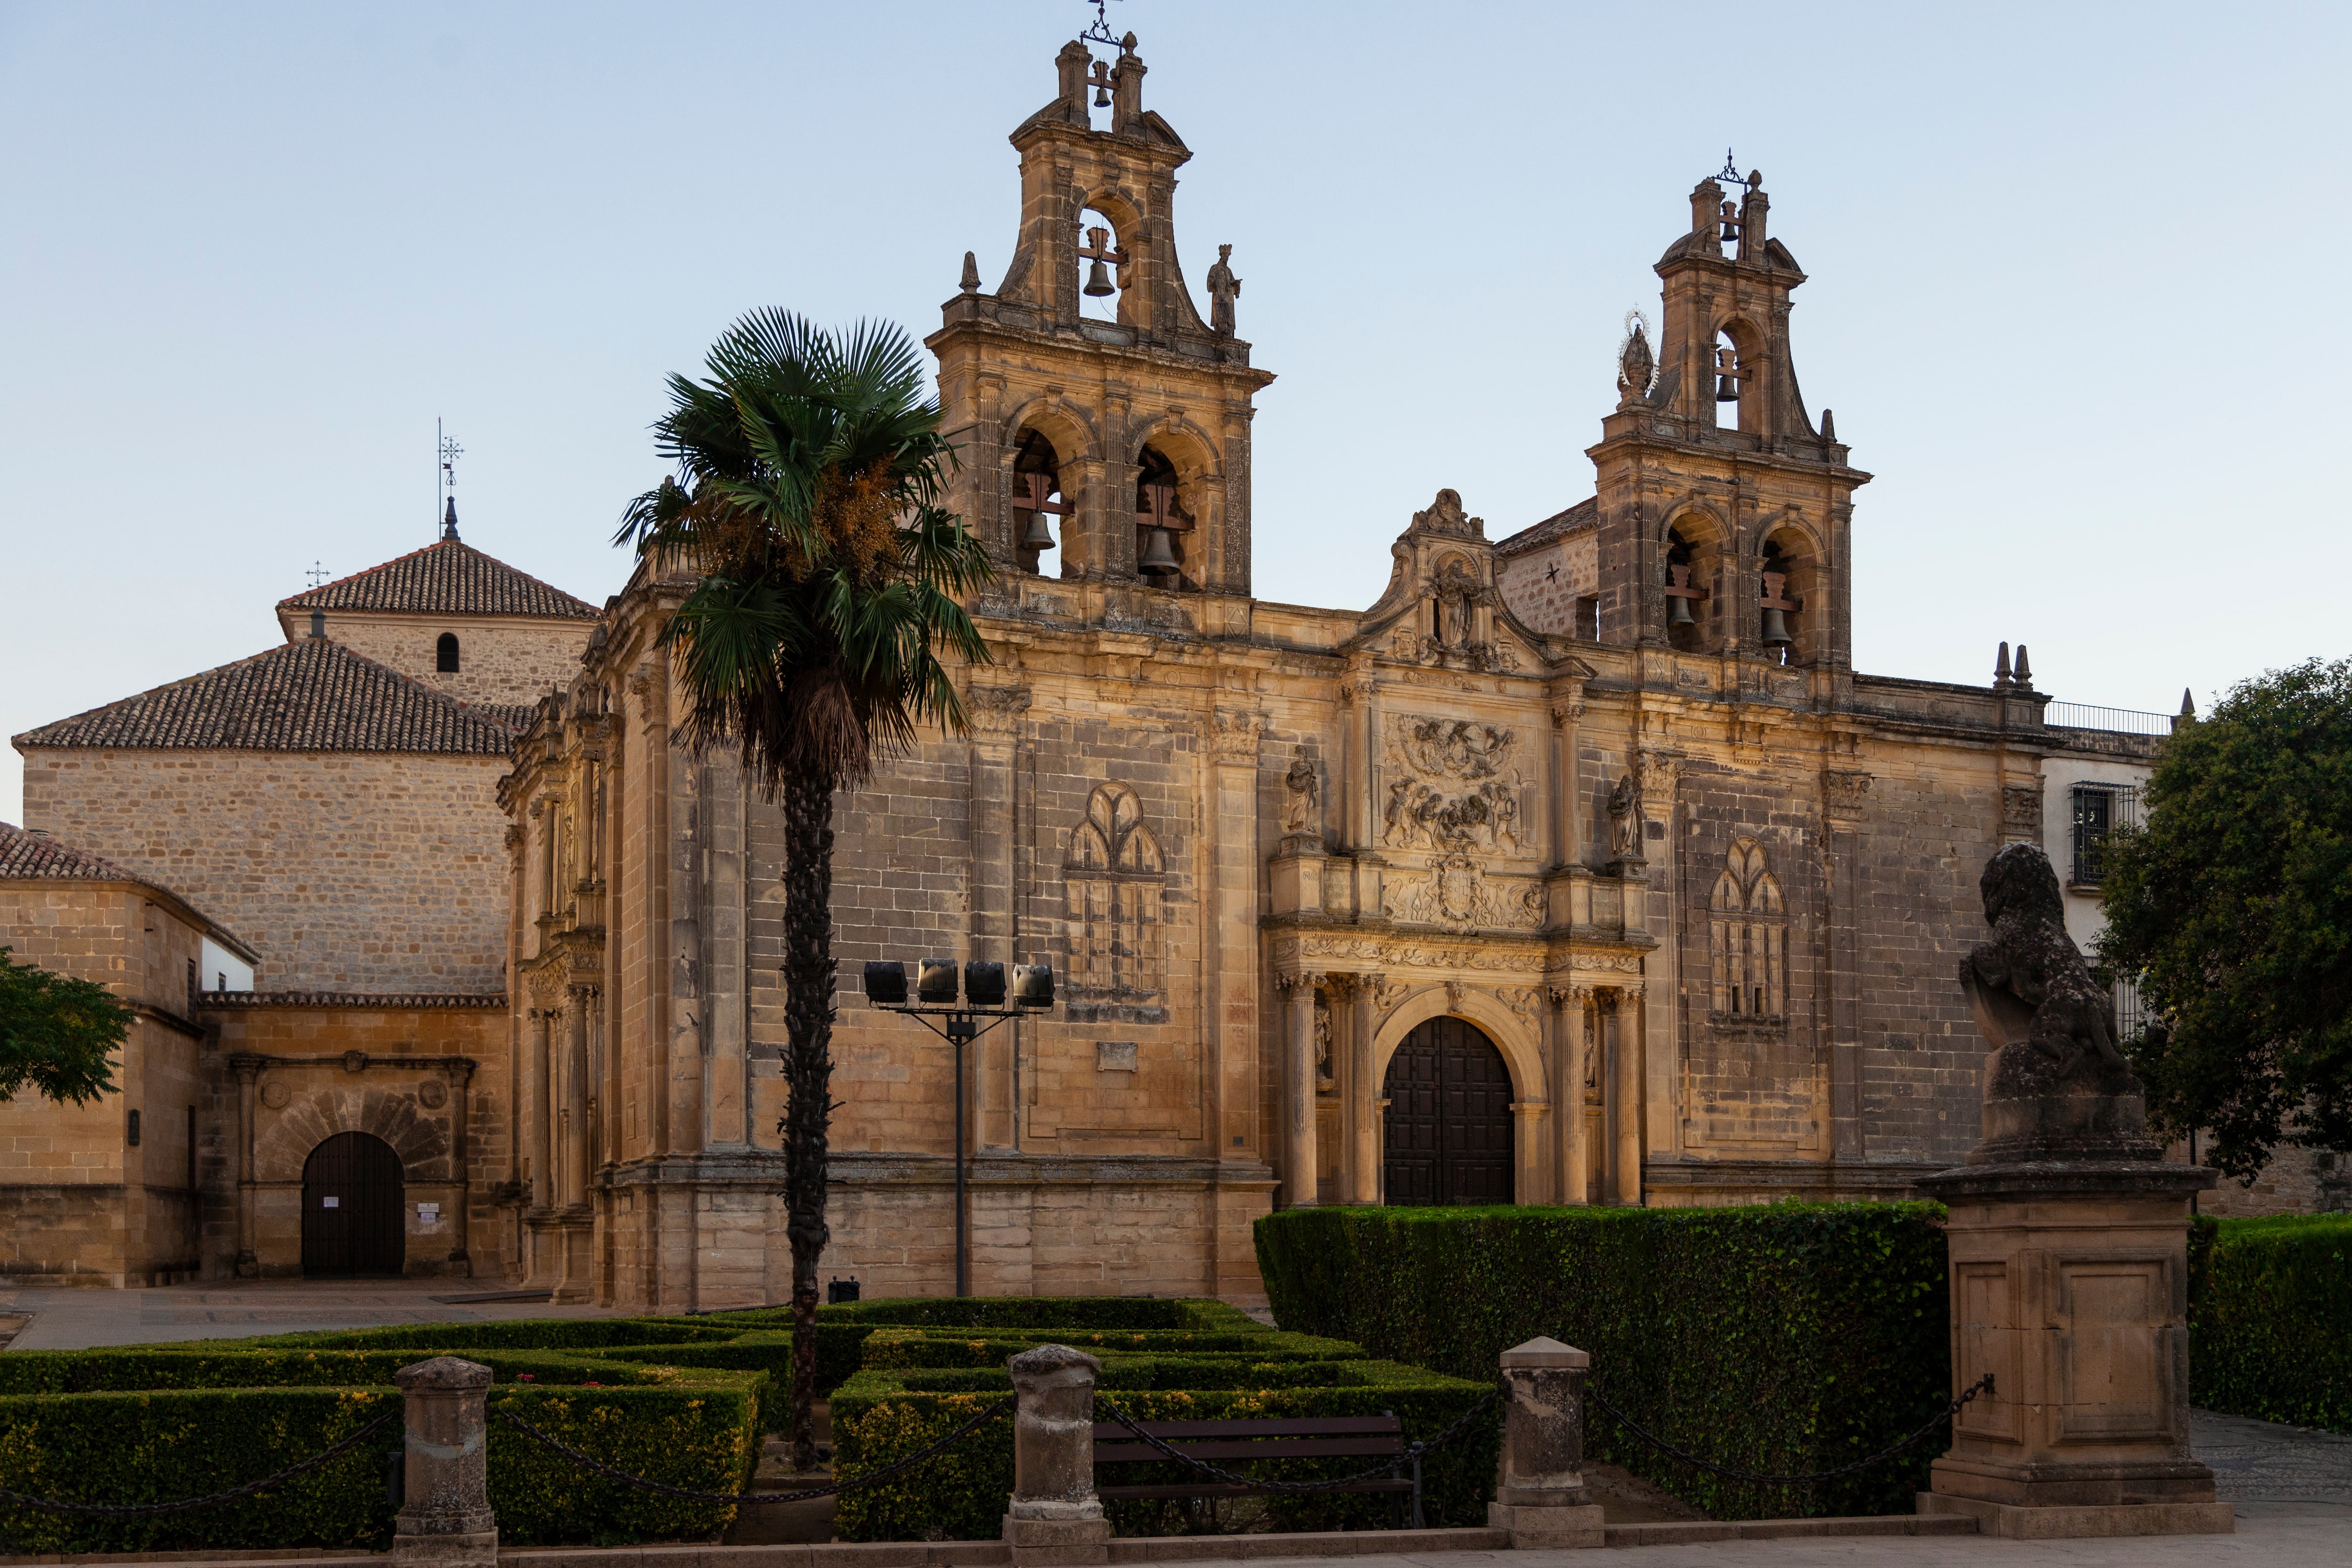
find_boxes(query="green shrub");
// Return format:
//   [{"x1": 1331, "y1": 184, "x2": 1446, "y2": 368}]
[
  {"x1": 1255, "y1": 1202, "x2": 1949, "y2": 1520},
  {"x1": 487, "y1": 1382, "x2": 760, "y2": 1546},
  {"x1": 0, "y1": 1347, "x2": 664, "y2": 1395},
  {"x1": 2189, "y1": 1212, "x2": 2352, "y2": 1433},
  {"x1": 0, "y1": 1387, "x2": 396, "y2": 1556},
  {"x1": 173, "y1": 1318, "x2": 733, "y2": 1352},
  {"x1": 831, "y1": 1359, "x2": 1492, "y2": 1542},
  {"x1": 857, "y1": 1327, "x2": 1359, "y2": 1372}
]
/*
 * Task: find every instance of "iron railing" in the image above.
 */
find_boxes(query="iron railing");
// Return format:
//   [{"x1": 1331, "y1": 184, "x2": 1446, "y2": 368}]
[{"x1": 2044, "y1": 702, "x2": 2176, "y2": 737}]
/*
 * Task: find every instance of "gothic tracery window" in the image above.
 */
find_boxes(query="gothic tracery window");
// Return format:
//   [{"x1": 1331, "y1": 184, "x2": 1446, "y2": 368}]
[
  {"x1": 1065, "y1": 783, "x2": 1165, "y2": 1011},
  {"x1": 1708, "y1": 837, "x2": 1786, "y2": 1023}
]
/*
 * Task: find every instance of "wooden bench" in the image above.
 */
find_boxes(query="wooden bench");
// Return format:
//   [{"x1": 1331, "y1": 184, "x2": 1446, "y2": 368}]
[{"x1": 1091, "y1": 1412, "x2": 1422, "y2": 1528}]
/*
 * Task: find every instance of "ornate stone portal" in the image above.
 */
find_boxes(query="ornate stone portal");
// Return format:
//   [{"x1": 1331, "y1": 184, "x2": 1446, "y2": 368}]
[{"x1": 1917, "y1": 844, "x2": 2230, "y2": 1538}]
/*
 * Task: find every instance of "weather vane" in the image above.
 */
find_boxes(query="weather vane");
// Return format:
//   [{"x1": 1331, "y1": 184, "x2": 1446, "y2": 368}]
[
  {"x1": 437, "y1": 417, "x2": 463, "y2": 538},
  {"x1": 305, "y1": 560, "x2": 332, "y2": 589},
  {"x1": 1080, "y1": 0, "x2": 1126, "y2": 49},
  {"x1": 1715, "y1": 148, "x2": 1740, "y2": 183}
]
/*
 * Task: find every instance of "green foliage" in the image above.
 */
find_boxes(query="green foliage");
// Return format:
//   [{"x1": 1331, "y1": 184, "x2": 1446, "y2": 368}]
[
  {"x1": 821, "y1": 1296, "x2": 1231, "y2": 1330},
  {"x1": 832, "y1": 1360, "x2": 1493, "y2": 1543},
  {"x1": 0, "y1": 1388, "x2": 393, "y2": 1555},
  {"x1": 0, "y1": 1329, "x2": 763, "y2": 1553},
  {"x1": 2188, "y1": 1213, "x2": 2352, "y2": 1433},
  {"x1": 0, "y1": 944, "x2": 129, "y2": 1106},
  {"x1": 1255, "y1": 1202, "x2": 1950, "y2": 1520},
  {"x1": 2096, "y1": 657, "x2": 2352, "y2": 1178}
]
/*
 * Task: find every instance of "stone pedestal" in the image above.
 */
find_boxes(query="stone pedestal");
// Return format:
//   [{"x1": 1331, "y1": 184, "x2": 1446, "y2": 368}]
[
  {"x1": 1003, "y1": 1344, "x2": 1111, "y2": 1567},
  {"x1": 1486, "y1": 1337, "x2": 1605, "y2": 1550},
  {"x1": 392, "y1": 1357, "x2": 498, "y2": 1568},
  {"x1": 1913, "y1": 1160, "x2": 2232, "y2": 1539}
]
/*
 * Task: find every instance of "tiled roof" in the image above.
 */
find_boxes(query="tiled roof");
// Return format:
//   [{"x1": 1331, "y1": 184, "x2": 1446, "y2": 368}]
[
  {"x1": 278, "y1": 537, "x2": 597, "y2": 619},
  {"x1": 1493, "y1": 497, "x2": 1598, "y2": 556},
  {"x1": 0, "y1": 820, "x2": 145, "y2": 882},
  {"x1": 13, "y1": 638, "x2": 522, "y2": 755}
]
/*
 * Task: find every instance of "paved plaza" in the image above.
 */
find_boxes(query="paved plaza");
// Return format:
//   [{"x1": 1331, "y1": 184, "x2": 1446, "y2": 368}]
[{"x1": 0, "y1": 1276, "x2": 625, "y2": 1349}]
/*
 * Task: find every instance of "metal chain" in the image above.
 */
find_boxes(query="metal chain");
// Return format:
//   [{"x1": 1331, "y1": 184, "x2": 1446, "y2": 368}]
[
  {"x1": 1583, "y1": 1373, "x2": 1995, "y2": 1487},
  {"x1": 493, "y1": 1396, "x2": 1011, "y2": 1505},
  {"x1": 1092, "y1": 1389, "x2": 1498, "y2": 1496},
  {"x1": 0, "y1": 1411, "x2": 400, "y2": 1518}
]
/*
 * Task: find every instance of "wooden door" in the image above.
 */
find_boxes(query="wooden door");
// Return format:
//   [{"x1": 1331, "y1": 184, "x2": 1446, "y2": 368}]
[
  {"x1": 301, "y1": 1131, "x2": 405, "y2": 1277},
  {"x1": 1381, "y1": 1018, "x2": 1515, "y2": 1206}
]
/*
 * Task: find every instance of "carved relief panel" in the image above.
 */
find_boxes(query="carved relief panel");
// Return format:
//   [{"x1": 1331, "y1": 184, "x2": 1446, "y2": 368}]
[
  {"x1": 1065, "y1": 782, "x2": 1167, "y2": 1022},
  {"x1": 1377, "y1": 714, "x2": 1542, "y2": 934}
]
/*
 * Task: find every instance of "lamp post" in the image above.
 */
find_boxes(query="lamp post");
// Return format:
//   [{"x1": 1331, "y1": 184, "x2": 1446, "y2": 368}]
[{"x1": 864, "y1": 958, "x2": 1055, "y2": 1298}]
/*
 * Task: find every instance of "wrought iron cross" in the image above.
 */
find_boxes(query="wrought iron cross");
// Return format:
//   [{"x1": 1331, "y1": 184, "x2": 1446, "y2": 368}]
[{"x1": 306, "y1": 560, "x2": 332, "y2": 589}]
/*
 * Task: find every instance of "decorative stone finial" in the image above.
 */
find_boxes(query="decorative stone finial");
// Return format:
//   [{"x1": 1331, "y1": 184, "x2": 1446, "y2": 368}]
[
  {"x1": 960, "y1": 251, "x2": 981, "y2": 294},
  {"x1": 1994, "y1": 641, "x2": 2012, "y2": 690},
  {"x1": 1819, "y1": 407, "x2": 1836, "y2": 442},
  {"x1": 2179, "y1": 687, "x2": 2195, "y2": 718},
  {"x1": 441, "y1": 496, "x2": 461, "y2": 542},
  {"x1": 2013, "y1": 644, "x2": 2034, "y2": 690}
]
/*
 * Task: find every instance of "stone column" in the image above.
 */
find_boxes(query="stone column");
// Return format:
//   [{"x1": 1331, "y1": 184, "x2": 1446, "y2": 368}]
[
  {"x1": 1612, "y1": 989, "x2": 1643, "y2": 1206},
  {"x1": 527, "y1": 1008, "x2": 555, "y2": 1206},
  {"x1": 1002, "y1": 1344, "x2": 1110, "y2": 1566},
  {"x1": 1349, "y1": 974, "x2": 1382, "y2": 1203},
  {"x1": 230, "y1": 1054, "x2": 262, "y2": 1277},
  {"x1": 392, "y1": 1356, "x2": 496, "y2": 1568},
  {"x1": 444, "y1": 1060, "x2": 475, "y2": 1269},
  {"x1": 1552, "y1": 989, "x2": 1589, "y2": 1205},
  {"x1": 1487, "y1": 1337, "x2": 1604, "y2": 1548},
  {"x1": 564, "y1": 994, "x2": 592, "y2": 1206},
  {"x1": 1511, "y1": 1100, "x2": 1548, "y2": 1206},
  {"x1": 1548, "y1": 697, "x2": 1583, "y2": 869},
  {"x1": 1279, "y1": 972, "x2": 1319, "y2": 1208}
]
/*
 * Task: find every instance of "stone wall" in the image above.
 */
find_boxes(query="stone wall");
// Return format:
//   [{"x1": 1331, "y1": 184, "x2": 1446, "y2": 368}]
[
  {"x1": 21, "y1": 750, "x2": 512, "y2": 993},
  {"x1": 202, "y1": 999, "x2": 509, "y2": 1279},
  {"x1": 302, "y1": 613, "x2": 593, "y2": 711},
  {"x1": 0, "y1": 881, "x2": 209, "y2": 1285},
  {"x1": 1494, "y1": 531, "x2": 1598, "y2": 637}
]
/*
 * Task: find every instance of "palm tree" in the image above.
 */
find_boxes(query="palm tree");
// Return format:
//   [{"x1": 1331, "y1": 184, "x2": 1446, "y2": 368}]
[{"x1": 617, "y1": 309, "x2": 993, "y2": 1470}]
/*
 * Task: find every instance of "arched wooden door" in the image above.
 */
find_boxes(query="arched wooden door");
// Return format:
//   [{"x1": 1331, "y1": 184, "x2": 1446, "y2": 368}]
[
  {"x1": 1381, "y1": 1017, "x2": 1515, "y2": 1206},
  {"x1": 301, "y1": 1131, "x2": 405, "y2": 1277}
]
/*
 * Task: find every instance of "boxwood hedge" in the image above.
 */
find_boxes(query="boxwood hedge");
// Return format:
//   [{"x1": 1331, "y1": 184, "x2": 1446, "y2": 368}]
[
  {"x1": 2189, "y1": 1212, "x2": 2352, "y2": 1433},
  {"x1": 1255, "y1": 1202, "x2": 1950, "y2": 1520},
  {"x1": 826, "y1": 1300, "x2": 1494, "y2": 1543}
]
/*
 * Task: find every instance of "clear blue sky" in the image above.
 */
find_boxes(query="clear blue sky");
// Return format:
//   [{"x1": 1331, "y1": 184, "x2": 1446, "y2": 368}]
[{"x1": 5, "y1": 0, "x2": 2347, "y2": 821}]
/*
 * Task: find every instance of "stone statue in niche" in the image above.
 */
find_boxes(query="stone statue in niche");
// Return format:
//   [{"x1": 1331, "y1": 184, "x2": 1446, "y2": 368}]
[
  {"x1": 1312, "y1": 988, "x2": 1333, "y2": 1087},
  {"x1": 1281, "y1": 752, "x2": 1319, "y2": 836},
  {"x1": 1207, "y1": 244, "x2": 1241, "y2": 334},
  {"x1": 1957, "y1": 842, "x2": 2152, "y2": 1162},
  {"x1": 1607, "y1": 774, "x2": 1641, "y2": 860}
]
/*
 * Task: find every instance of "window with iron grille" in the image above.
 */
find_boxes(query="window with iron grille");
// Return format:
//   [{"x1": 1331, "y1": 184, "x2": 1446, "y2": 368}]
[
  {"x1": 2113, "y1": 973, "x2": 2147, "y2": 1043},
  {"x1": 2071, "y1": 784, "x2": 2138, "y2": 884}
]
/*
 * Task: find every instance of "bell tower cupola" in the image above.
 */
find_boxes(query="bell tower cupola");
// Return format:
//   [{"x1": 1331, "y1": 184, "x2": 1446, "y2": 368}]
[
  {"x1": 929, "y1": 31, "x2": 1274, "y2": 599},
  {"x1": 1584, "y1": 160, "x2": 1869, "y2": 672}
]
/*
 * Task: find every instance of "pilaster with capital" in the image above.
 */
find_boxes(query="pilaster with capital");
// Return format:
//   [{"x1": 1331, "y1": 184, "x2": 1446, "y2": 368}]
[
  {"x1": 1348, "y1": 972, "x2": 1383, "y2": 1204},
  {"x1": 1275, "y1": 971, "x2": 1323, "y2": 1207},
  {"x1": 1550, "y1": 986, "x2": 1592, "y2": 1205},
  {"x1": 1210, "y1": 708, "x2": 1263, "y2": 1162}
]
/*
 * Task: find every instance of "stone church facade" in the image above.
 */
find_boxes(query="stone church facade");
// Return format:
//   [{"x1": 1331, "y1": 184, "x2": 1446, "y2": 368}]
[{"x1": 13, "y1": 32, "x2": 2292, "y2": 1301}]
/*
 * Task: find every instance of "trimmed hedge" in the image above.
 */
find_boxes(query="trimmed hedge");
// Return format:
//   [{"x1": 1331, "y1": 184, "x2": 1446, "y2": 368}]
[
  {"x1": 833, "y1": 1360, "x2": 1493, "y2": 1542},
  {"x1": 823, "y1": 1297, "x2": 1494, "y2": 1542},
  {"x1": 1256, "y1": 1202, "x2": 1949, "y2": 1520},
  {"x1": 2189, "y1": 1212, "x2": 2352, "y2": 1433}
]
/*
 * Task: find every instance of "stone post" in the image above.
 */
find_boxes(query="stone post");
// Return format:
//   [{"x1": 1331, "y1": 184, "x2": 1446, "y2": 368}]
[
  {"x1": 1487, "y1": 1337, "x2": 1604, "y2": 1548},
  {"x1": 392, "y1": 1357, "x2": 496, "y2": 1568},
  {"x1": 1003, "y1": 1344, "x2": 1110, "y2": 1566}
]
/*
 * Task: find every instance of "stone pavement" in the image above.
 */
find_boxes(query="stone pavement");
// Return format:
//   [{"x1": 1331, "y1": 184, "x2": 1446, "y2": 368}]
[{"x1": 0, "y1": 1277, "x2": 624, "y2": 1349}]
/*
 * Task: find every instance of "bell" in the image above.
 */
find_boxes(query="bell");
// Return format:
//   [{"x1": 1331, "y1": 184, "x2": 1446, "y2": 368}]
[
  {"x1": 1083, "y1": 257, "x2": 1115, "y2": 297},
  {"x1": 1760, "y1": 605, "x2": 1791, "y2": 648},
  {"x1": 1021, "y1": 509, "x2": 1056, "y2": 550},
  {"x1": 1139, "y1": 526, "x2": 1179, "y2": 574},
  {"x1": 1094, "y1": 83, "x2": 1112, "y2": 107},
  {"x1": 1667, "y1": 594, "x2": 1695, "y2": 629},
  {"x1": 1719, "y1": 200, "x2": 1740, "y2": 242}
]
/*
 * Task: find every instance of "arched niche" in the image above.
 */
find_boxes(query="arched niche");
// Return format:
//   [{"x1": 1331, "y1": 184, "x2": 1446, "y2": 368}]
[
  {"x1": 1758, "y1": 521, "x2": 1824, "y2": 667},
  {"x1": 1714, "y1": 316, "x2": 1768, "y2": 434},
  {"x1": 1662, "y1": 508, "x2": 1730, "y2": 654}
]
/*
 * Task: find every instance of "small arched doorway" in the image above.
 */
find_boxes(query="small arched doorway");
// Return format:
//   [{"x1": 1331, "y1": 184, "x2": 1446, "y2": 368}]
[
  {"x1": 301, "y1": 1131, "x2": 405, "y2": 1277},
  {"x1": 1382, "y1": 1017, "x2": 1514, "y2": 1206}
]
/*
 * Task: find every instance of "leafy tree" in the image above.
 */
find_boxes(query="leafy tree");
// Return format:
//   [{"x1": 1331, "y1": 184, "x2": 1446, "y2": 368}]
[
  {"x1": 616, "y1": 310, "x2": 992, "y2": 1469},
  {"x1": 0, "y1": 946, "x2": 128, "y2": 1106},
  {"x1": 2096, "y1": 657, "x2": 2352, "y2": 1179}
]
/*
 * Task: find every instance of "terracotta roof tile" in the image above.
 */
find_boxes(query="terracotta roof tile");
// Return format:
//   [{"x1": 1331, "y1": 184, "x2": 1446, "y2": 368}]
[
  {"x1": 0, "y1": 820, "x2": 146, "y2": 882},
  {"x1": 12, "y1": 638, "x2": 522, "y2": 755},
  {"x1": 278, "y1": 537, "x2": 596, "y2": 619},
  {"x1": 1493, "y1": 496, "x2": 1598, "y2": 556}
]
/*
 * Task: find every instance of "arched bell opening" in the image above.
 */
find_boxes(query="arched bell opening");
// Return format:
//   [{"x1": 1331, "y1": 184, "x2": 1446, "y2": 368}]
[
  {"x1": 1076, "y1": 206, "x2": 1129, "y2": 324},
  {"x1": 301, "y1": 1130, "x2": 405, "y2": 1278},
  {"x1": 1759, "y1": 527, "x2": 1816, "y2": 667},
  {"x1": 1133, "y1": 445, "x2": 1197, "y2": 591},
  {"x1": 1663, "y1": 518, "x2": 1724, "y2": 653},
  {"x1": 1380, "y1": 1017, "x2": 1514, "y2": 1206},
  {"x1": 1712, "y1": 320, "x2": 1767, "y2": 434},
  {"x1": 1009, "y1": 427, "x2": 1069, "y2": 578}
]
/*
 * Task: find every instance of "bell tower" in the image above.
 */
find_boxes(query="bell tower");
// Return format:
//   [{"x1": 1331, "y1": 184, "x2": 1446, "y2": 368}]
[
  {"x1": 1586, "y1": 164, "x2": 1869, "y2": 672},
  {"x1": 929, "y1": 32, "x2": 1274, "y2": 601}
]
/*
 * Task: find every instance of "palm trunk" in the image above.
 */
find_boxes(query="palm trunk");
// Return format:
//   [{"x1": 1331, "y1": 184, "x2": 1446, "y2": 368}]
[{"x1": 780, "y1": 766, "x2": 837, "y2": 1472}]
